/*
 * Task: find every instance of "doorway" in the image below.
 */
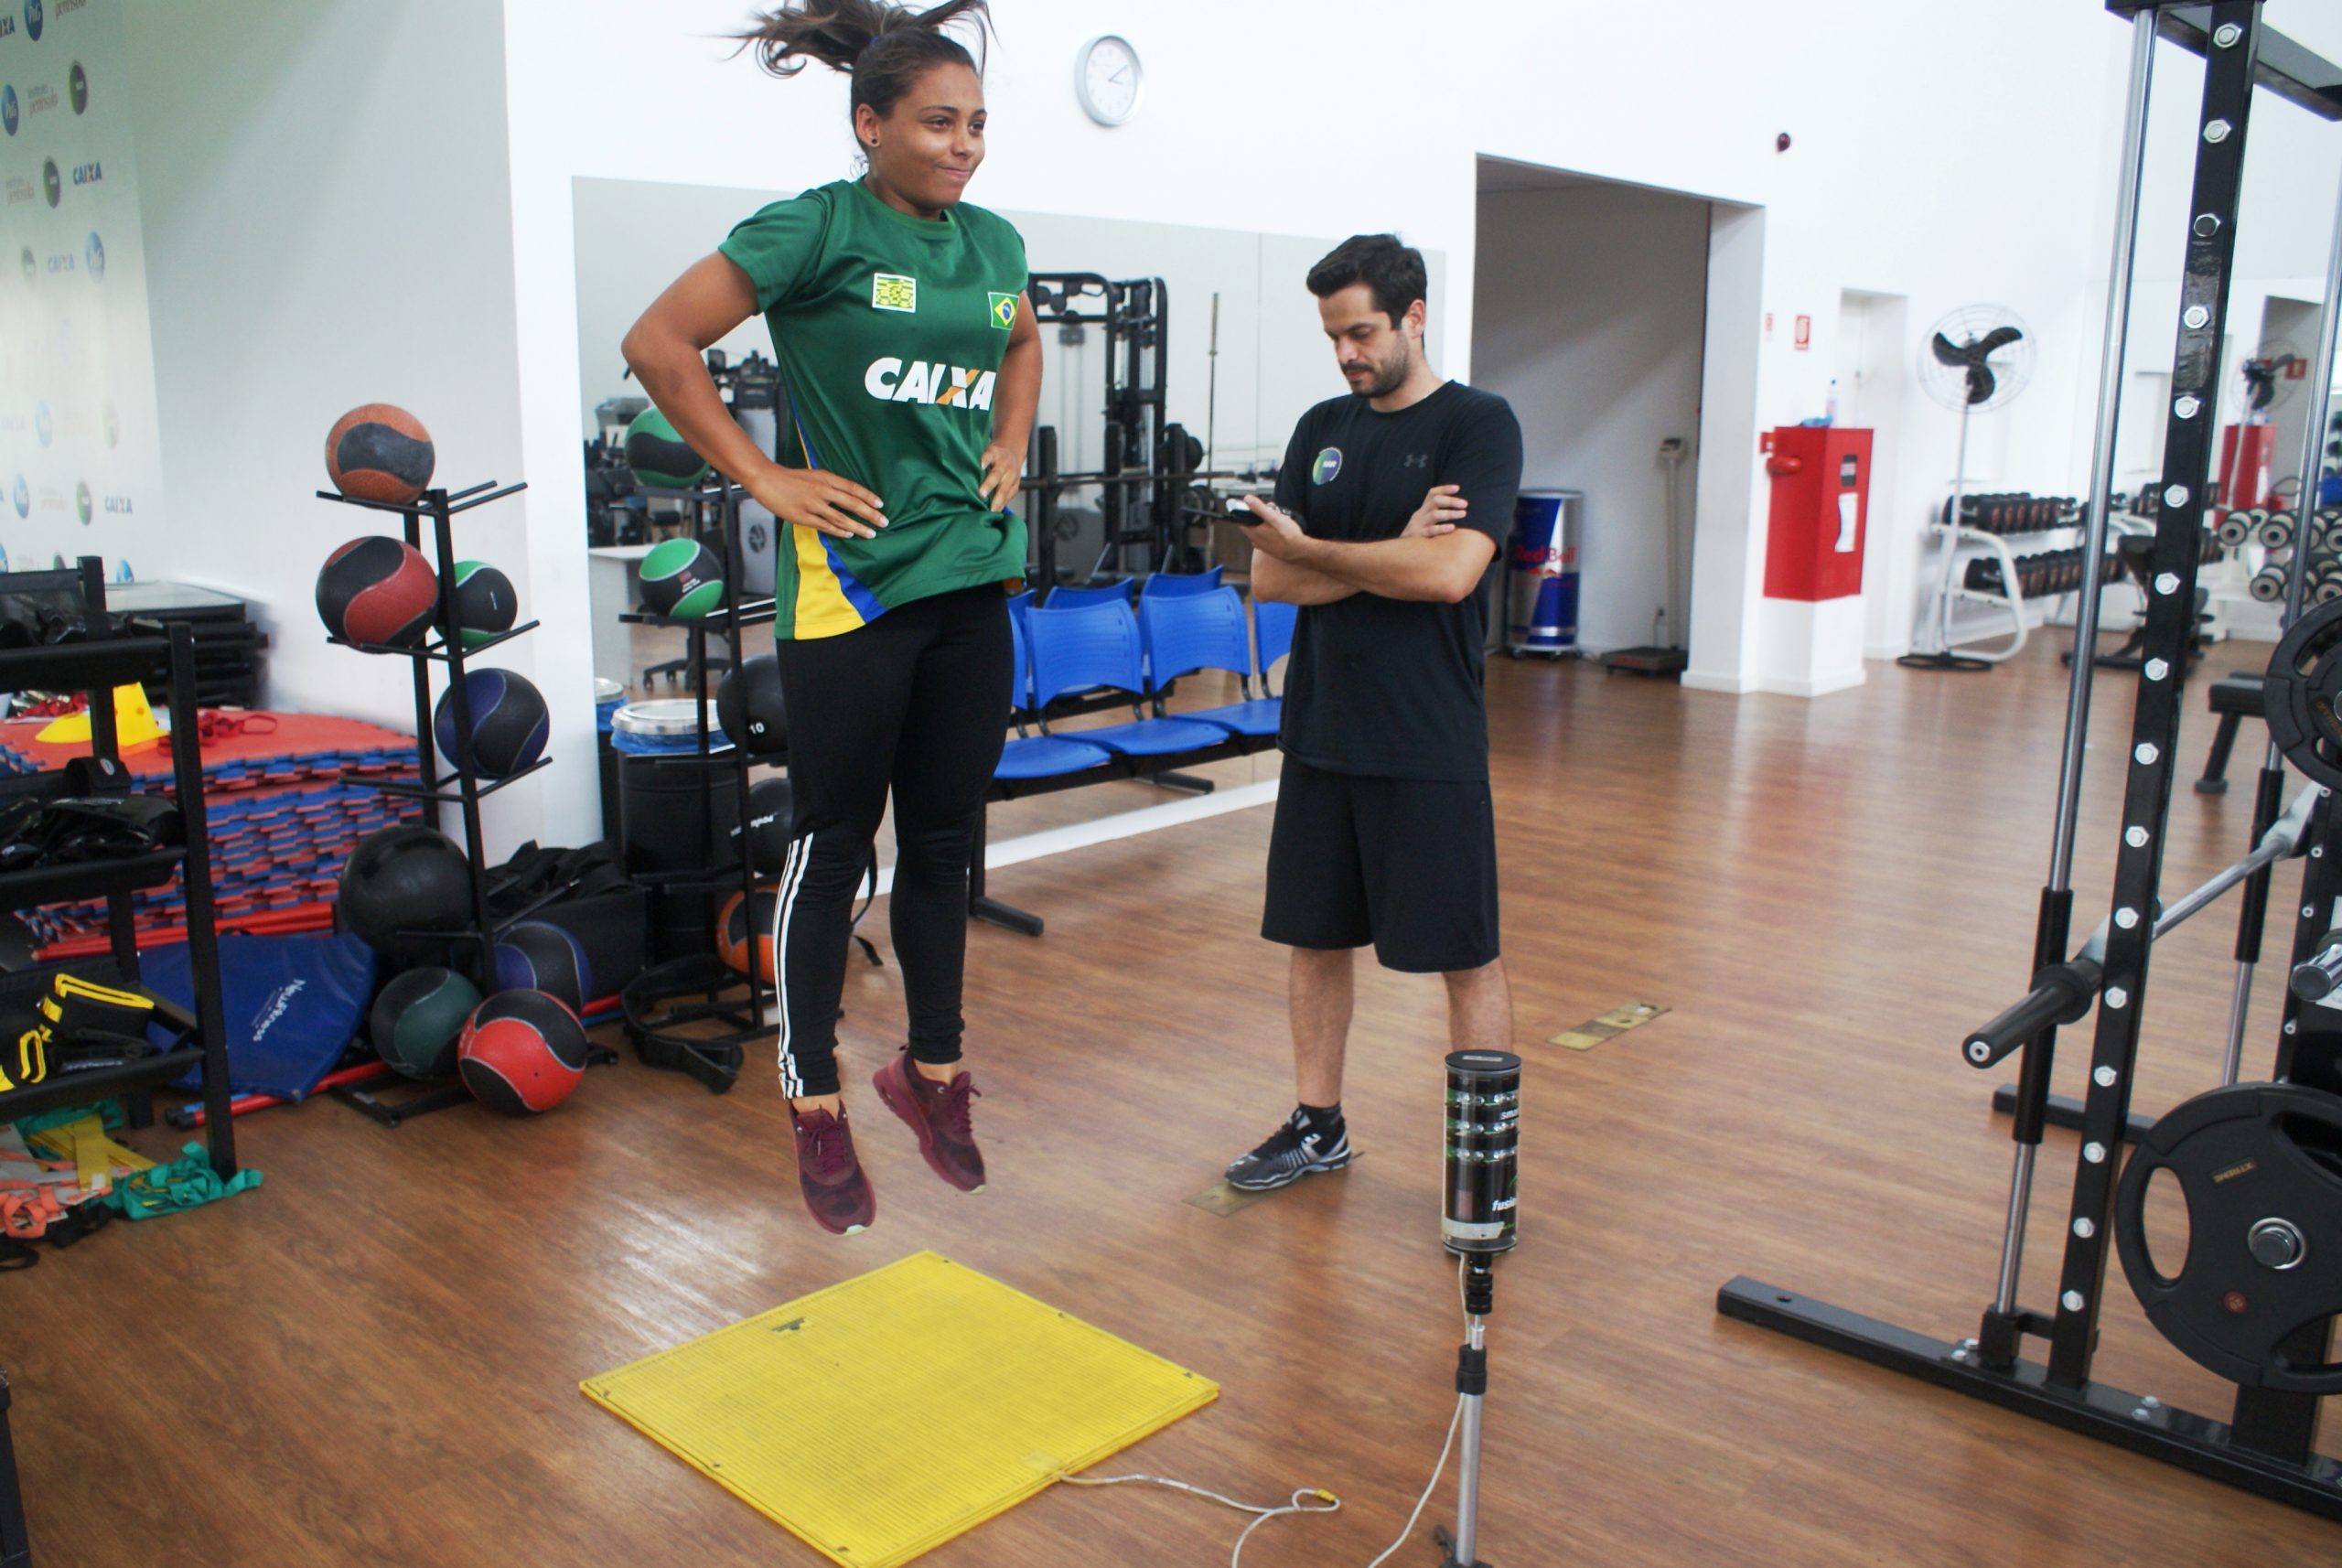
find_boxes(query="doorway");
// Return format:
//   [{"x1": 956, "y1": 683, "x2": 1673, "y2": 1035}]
[{"x1": 1470, "y1": 160, "x2": 1714, "y2": 660}]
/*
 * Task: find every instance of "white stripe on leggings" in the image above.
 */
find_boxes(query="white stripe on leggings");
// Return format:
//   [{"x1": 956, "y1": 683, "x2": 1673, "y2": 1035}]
[{"x1": 771, "y1": 830, "x2": 814, "y2": 1098}]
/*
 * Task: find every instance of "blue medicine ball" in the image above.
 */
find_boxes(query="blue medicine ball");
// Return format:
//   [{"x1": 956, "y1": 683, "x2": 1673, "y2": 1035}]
[
  {"x1": 492, "y1": 919, "x2": 592, "y2": 1013},
  {"x1": 433, "y1": 668, "x2": 549, "y2": 779}
]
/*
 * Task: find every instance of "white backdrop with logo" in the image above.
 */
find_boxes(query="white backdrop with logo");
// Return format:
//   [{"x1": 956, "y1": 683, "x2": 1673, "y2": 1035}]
[{"x1": 0, "y1": 0, "x2": 165, "y2": 576}]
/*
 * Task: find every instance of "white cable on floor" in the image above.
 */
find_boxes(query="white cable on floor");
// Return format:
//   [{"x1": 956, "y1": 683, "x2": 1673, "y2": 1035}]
[
  {"x1": 1360, "y1": 1395, "x2": 1466, "y2": 1568},
  {"x1": 1060, "y1": 1251, "x2": 1480, "y2": 1565},
  {"x1": 1055, "y1": 1471, "x2": 1339, "y2": 1567}
]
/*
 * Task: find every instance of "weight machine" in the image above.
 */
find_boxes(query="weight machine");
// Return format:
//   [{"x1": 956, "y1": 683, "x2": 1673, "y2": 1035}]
[
  {"x1": 1021, "y1": 273, "x2": 1264, "y2": 589},
  {"x1": 1719, "y1": 2, "x2": 2342, "y2": 1520}
]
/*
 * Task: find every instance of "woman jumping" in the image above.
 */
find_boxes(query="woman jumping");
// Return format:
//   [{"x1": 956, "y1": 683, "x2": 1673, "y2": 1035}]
[{"x1": 623, "y1": 0, "x2": 1037, "y2": 1235}]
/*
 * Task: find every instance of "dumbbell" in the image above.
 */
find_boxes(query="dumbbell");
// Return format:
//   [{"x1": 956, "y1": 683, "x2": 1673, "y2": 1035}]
[
  {"x1": 2216, "y1": 510, "x2": 2252, "y2": 548},
  {"x1": 2250, "y1": 566, "x2": 2289, "y2": 603},
  {"x1": 2259, "y1": 510, "x2": 2297, "y2": 551}
]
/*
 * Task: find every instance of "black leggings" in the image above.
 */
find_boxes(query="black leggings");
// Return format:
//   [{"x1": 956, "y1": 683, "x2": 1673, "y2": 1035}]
[{"x1": 771, "y1": 585, "x2": 1010, "y2": 1098}]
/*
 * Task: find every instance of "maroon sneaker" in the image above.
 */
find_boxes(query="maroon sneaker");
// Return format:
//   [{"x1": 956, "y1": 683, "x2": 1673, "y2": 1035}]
[
  {"x1": 872, "y1": 1052, "x2": 986, "y2": 1193},
  {"x1": 789, "y1": 1104, "x2": 876, "y2": 1235}
]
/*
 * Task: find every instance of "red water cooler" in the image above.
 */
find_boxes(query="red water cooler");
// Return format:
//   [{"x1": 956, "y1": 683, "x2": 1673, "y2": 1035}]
[{"x1": 1763, "y1": 427, "x2": 1874, "y2": 601}]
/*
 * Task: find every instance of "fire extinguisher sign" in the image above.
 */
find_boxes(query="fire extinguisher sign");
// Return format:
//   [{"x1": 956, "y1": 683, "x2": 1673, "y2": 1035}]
[{"x1": 1793, "y1": 315, "x2": 1812, "y2": 351}]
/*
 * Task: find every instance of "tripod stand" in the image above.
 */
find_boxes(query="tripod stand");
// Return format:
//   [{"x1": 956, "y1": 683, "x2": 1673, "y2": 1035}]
[{"x1": 1433, "y1": 1255, "x2": 1497, "y2": 1568}]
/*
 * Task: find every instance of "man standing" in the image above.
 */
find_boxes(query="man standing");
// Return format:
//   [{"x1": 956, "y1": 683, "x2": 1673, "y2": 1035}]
[{"x1": 1225, "y1": 233, "x2": 1523, "y2": 1192}]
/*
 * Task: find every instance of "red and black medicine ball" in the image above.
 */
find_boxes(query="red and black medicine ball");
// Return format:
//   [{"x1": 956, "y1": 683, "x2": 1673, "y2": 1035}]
[
  {"x1": 326, "y1": 403, "x2": 436, "y2": 506},
  {"x1": 457, "y1": 989, "x2": 589, "y2": 1115},
  {"x1": 317, "y1": 536, "x2": 438, "y2": 650}
]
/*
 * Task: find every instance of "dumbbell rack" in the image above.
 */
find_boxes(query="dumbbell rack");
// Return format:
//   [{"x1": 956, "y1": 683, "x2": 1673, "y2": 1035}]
[
  {"x1": 318, "y1": 479, "x2": 603, "y2": 1126},
  {"x1": 1928, "y1": 491, "x2": 2111, "y2": 662},
  {"x1": 2223, "y1": 500, "x2": 2342, "y2": 607},
  {"x1": 617, "y1": 478, "x2": 779, "y2": 1049}
]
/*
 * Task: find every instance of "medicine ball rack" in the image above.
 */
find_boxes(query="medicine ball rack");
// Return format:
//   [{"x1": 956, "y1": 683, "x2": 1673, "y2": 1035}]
[
  {"x1": 1719, "y1": 1, "x2": 2342, "y2": 1521},
  {"x1": 319, "y1": 478, "x2": 614, "y2": 1125},
  {"x1": 616, "y1": 477, "x2": 778, "y2": 1057}
]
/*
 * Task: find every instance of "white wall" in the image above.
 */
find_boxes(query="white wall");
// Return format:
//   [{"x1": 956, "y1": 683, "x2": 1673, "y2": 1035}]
[
  {"x1": 1471, "y1": 184, "x2": 1709, "y2": 655},
  {"x1": 125, "y1": 0, "x2": 541, "y2": 846},
  {"x1": 104, "y1": 0, "x2": 2342, "y2": 845}
]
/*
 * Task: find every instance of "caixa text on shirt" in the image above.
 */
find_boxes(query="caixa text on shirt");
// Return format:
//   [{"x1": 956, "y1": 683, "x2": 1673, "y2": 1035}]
[{"x1": 863, "y1": 358, "x2": 999, "y2": 412}]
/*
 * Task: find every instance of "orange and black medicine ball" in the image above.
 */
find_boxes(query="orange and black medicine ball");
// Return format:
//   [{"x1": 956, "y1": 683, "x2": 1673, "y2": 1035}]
[
  {"x1": 458, "y1": 990, "x2": 589, "y2": 1115},
  {"x1": 317, "y1": 537, "x2": 437, "y2": 649},
  {"x1": 717, "y1": 886, "x2": 780, "y2": 983},
  {"x1": 325, "y1": 403, "x2": 435, "y2": 506}
]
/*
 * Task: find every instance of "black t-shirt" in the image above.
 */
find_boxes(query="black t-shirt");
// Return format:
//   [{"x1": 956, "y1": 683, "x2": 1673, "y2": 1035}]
[{"x1": 1272, "y1": 381, "x2": 1523, "y2": 780}]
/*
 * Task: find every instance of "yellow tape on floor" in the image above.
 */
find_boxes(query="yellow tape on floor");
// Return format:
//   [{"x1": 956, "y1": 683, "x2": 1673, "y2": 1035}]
[{"x1": 582, "y1": 1250, "x2": 1218, "y2": 1568}]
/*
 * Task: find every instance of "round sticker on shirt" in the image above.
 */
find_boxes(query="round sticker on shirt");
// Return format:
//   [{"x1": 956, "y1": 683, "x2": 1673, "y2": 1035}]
[{"x1": 1311, "y1": 447, "x2": 1343, "y2": 485}]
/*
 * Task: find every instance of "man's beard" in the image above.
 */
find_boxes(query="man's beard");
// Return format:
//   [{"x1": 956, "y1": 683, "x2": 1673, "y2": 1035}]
[{"x1": 1358, "y1": 342, "x2": 1413, "y2": 398}]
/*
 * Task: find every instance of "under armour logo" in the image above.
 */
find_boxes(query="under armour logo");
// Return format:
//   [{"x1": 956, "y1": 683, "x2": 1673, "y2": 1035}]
[{"x1": 1402, "y1": 454, "x2": 1429, "y2": 469}]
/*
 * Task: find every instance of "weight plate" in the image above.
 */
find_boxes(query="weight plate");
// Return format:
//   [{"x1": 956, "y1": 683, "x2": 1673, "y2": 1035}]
[
  {"x1": 2217, "y1": 513, "x2": 2252, "y2": 547},
  {"x1": 2264, "y1": 596, "x2": 2342, "y2": 788},
  {"x1": 2113, "y1": 1082, "x2": 2342, "y2": 1393}
]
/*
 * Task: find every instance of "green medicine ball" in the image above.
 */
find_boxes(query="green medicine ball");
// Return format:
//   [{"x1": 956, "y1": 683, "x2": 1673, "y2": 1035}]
[
  {"x1": 624, "y1": 406, "x2": 709, "y2": 491},
  {"x1": 640, "y1": 537, "x2": 725, "y2": 619},
  {"x1": 370, "y1": 966, "x2": 483, "y2": 1079}
]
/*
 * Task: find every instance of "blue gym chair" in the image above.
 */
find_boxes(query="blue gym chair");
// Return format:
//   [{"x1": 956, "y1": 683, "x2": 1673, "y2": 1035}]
[
  {"x1": 1139, "y1": 565, "x2": 1226, "y2": 598},
  {"x1": 1137, "y1": 586, "x2": 1284, "y2": 738},
  {"x1": 1025, "y1": 599, "x2": 1232, "y2": 757},
  {"x1": 1039, "y1": 579, "x2": 1136, "y2": 609},
  {"x1": 994, "y1": 613, "x2": 1117, "y2": 782},
  {"x1": 1253, "y1": 597, "x2": 1297, "y2": 689}
]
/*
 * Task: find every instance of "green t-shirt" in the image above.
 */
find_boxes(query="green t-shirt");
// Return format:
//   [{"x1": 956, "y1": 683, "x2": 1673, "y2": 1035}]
[{"x1": 719, "y1": 178, "x2": 1029, "y2": 640}]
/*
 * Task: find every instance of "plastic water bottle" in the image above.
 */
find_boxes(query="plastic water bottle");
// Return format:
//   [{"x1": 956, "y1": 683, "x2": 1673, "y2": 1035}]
[{"x1": 1824, "y1": 378, "x2": 1839, "y2": 426}]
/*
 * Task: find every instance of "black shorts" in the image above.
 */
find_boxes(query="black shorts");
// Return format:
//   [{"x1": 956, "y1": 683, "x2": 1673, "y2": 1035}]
[{"x1": 1262, "y1": 757, "x2": 1500, "y2": 973}]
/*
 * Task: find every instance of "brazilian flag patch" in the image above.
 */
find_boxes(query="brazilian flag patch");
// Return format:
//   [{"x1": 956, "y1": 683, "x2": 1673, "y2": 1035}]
[
  {"x1": 872, "y1": 273, "x2": 918, "y2": 312},
  {"x1": 989, "y1": 291, "x2": 1018, "y2": 330}
]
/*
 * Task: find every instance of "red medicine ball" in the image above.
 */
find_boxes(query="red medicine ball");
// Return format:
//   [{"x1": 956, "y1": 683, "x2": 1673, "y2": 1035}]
[
  {"x1": 317, "y1": 536, "x2": 439, "y2": 649},
  {"x1": 326, "y1": 403, "x2": 436, "y2": 506},
  {"x1": 457, "y1": 990, "x2": 590, "y2": 1115}
]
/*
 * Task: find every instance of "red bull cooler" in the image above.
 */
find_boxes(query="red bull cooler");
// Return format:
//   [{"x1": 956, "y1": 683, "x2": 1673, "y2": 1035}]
[{"x1": 1505, "y1": 489, "x2": 1581, "y2": 655}]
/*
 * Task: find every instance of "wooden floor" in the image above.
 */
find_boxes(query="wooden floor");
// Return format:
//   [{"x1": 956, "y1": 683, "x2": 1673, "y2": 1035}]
[{"x1": 14, "y1": 634, "x2": 2342, "y2": 1566}]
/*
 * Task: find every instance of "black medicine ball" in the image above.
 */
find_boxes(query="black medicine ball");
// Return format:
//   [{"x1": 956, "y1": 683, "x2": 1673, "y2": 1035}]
[
  {"x1": 727, "y1": 775, "x2": 794, "y2": 875},
  {"x1": 433, "y1": 669, "x2": 550, "y2": 779},
  {"x1": 338, "y1": 825, "x2": 474, "y2": 956},
  {"x1": 716, "y1": 653, "x2": 787, "y2": 756}
]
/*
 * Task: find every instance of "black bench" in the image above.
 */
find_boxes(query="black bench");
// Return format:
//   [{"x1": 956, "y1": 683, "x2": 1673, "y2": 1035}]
[{"x1": 2196, "y1": 672, "x2": 2265, "y2": 795}]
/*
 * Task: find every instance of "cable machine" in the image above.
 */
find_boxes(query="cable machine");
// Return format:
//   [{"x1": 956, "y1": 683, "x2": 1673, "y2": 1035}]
[{"x1": 1719, "y1": 2, "x2": 2342, "y2": 1520}]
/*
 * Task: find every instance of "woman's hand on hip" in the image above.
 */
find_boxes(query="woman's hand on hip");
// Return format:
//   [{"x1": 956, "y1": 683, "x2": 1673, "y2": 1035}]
[
  {"x1": 977, "y1": 443, "x2": 1022, "y2": 513},
  {"x1": 751, "y1": 467, "x2": 889, "y2": 541}
]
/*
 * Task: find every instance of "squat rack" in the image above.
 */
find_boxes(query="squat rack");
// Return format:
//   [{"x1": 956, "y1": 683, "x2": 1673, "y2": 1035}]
[{"x1": 1719, "y1": 1, "x2": 2342, "y2": 1520}]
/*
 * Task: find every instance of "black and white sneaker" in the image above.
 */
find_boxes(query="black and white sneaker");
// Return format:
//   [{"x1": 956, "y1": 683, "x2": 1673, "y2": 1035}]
[{"x1": 1224, "y1": 1110, "x2": 1354, "y2": 1191}]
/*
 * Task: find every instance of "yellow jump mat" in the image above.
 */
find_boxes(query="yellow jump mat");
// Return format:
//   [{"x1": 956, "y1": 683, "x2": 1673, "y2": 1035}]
[{"x1": 581, "y1": 1249, "x2": 1219, "y2": 1568}]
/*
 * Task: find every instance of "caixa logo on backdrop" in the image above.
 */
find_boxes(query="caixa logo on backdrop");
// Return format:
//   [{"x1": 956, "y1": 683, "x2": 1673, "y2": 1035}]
[
  {"x1": 20, "y1": 1, "x2": 38, "y2": 43},
  {"x1": 18, "y1": 246, "x2": 34, "y2": 285},
  {"x1": 69, "y1": 61, "x2": 85, "y2": 114},
  {"x1": 74, "y1": 481, "x2": 89, "y2": 526},
  {"x1": 10, "y1": 478, "x2": 27, "y2": 521},
  {"x1": 40, "y1": 156, "x2": 58, "y2": 208},
  {"x1": 1, "y1": 85, "x2": 16, "y2": 136},
  {"x1": 34, "y1": 402, "x2": 51, "y2": 448},
  {"x1": 69, "y1": 159, "x2": 99, "y2": 190},
  {"x1": 83, "y1": 231, "x2": 102, "y2": 280}
]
